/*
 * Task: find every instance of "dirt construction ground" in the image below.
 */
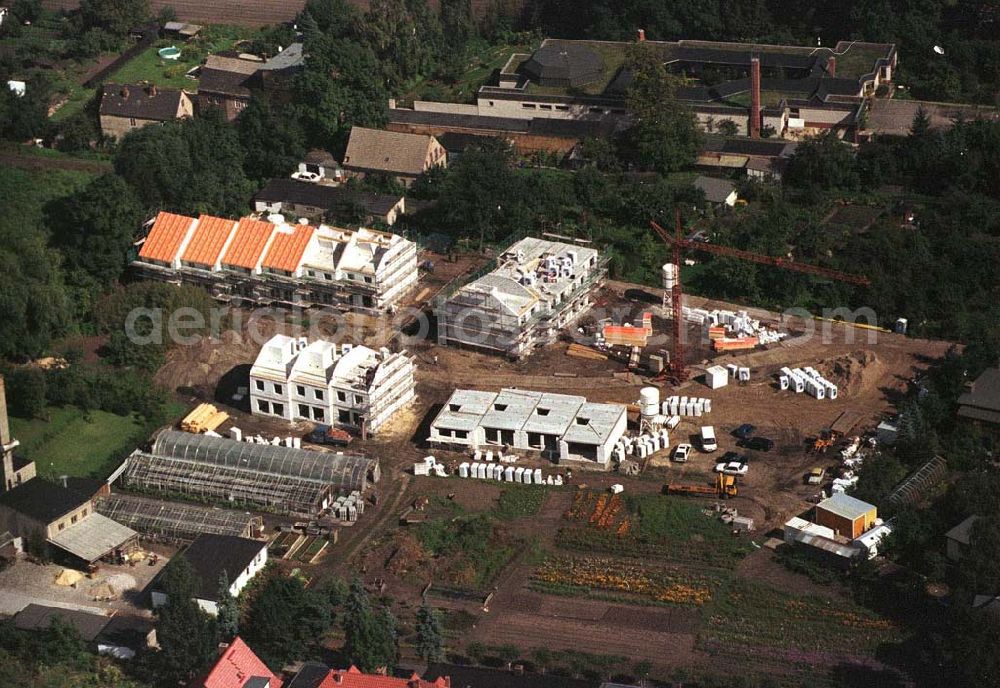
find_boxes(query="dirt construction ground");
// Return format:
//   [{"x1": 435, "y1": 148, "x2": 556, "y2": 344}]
[{"x1": 147, "y1": 265, "x2": 953, "y2": 682}]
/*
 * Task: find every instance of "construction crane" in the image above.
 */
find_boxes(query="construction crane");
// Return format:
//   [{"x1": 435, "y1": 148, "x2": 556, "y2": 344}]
[{"x1": 649, "y1": 212, "x2": 870, "y2": 382}]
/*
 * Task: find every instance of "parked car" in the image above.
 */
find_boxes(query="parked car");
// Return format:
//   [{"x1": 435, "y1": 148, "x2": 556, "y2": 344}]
[
  {"x1": 291, "y1": 171, "x2": 322, "y2": 182},
  {"x1": 673, "y1": 444, "x2": 692, "y2": 462},
  {"x1": 739, "y1": 436, "x2": 774, "y2": 452},
  {"x1": 700, "y1": 426, "x2": 717, "y2": 452},
  {"x1": 806, "y1": 467, "x2": 826, "y2": 485},
  {"x1": 734, "y1": 423, "x2": 755, "y2": 439},
  {"x1": 720, "y1": 451, "x2": 745, "y2": 464},
  {"x1": 715, "y1": 460, "x2": 749, "y2": 476}
]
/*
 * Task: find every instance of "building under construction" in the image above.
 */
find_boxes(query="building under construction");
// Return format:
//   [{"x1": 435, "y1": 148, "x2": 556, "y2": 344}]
[
  {"x1": 436, "y1": 237, "x2": 609, "y2": 358},
  {"x1": 95, "y1": 493, "x2": 263, "y2": 544},
  {"x1": 119, "y1": 430, "x2": 379, "y2": 516}
]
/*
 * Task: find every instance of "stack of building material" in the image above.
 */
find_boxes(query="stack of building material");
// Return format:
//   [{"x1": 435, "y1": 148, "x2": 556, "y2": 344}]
[
  {"x1": 778, "y1": 367, "x2": 838, "y2": 400},
  {"x1": 682, "y1": 307, "x2": 787, "y2": 347},
  {"x1": 413, "y1": 456, "x2": 447, "y2": 477},
  {"x1": 180, "y1": 404, "x2": 229, "y2": 434},
  {"x1": 662, "y1": 396, "x2": 712, "y2": 417},
  {"x1": 615, "y1": 428, "x2": 670, "y2": 460},
  {"x1": 566, "y1": 343, "x2": 608, "y2": 360},
  {"x1": 457, "y1": 462, "x2": 560, "y2": 485}
]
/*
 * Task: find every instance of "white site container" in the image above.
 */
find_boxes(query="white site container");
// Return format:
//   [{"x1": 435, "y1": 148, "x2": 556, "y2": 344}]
[
  {"x1": 477, "y1": 463, "x2": 488, "y2": 479},
  {"x1": 485, "y1": 450, "x2": 493, "y2": 462},
  {"x1": 610, "y1": 484, "x2": 624, "y2": 495},
  {"x1": 504, "y1": 466, "x2": 515, "y2": 481},
  {"x1": 705, "y1": 365, "x2": 729, "y2": 389},
  {"x1": 230, "y1": 427, "x2": 243, "y2": 442},
  {"x1": 414, "y1": 462, "x2": 430, "y2": 476},
  {"x1": 637, "y1": 443, "x2": 648, "y2": 459},
  {"x1": 533, "y1": 468, "x2": 543, "y2": 484},
  {"x1": 473, "y1": 450, "x2": 482, "y2": 462},
  {"x1": 826, "y1": 383, "x2": 839, "y2": 400},
  {"x1": 522, "y1": 468, "x2": 533, "y2": 484},
  {"x1": 471, "y1": 462, "x2": 482, "y2": 479},
  {"x1": 738, "y1": 367, "x2": 751, "y2": 382},
  {"x1": 779, "y1": 374, "x2": 790, "y2": 390},
  {"x1": 703, "y1": 399, "x2": 712, "y2": 413},
  {"x1": 459, "y1": 462, "x2": 470, "y2": 478},
  {"x1": 514, "y1": 467, "x2": 525, "y2": 482}
]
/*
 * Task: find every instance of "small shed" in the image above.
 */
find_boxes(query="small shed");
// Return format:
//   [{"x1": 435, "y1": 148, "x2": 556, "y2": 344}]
[
  {"x1": 815, "y1": 493, "x2": 877, "y2": 539},
  {"x1": 704, "y1": 365, "x2": 729, "y2": 389},
  {"x1": 694, "y1": 176, "x2": 738, "y2": 207}
]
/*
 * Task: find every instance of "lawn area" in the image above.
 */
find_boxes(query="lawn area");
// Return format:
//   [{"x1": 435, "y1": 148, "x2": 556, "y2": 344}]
[
  {"x1": 494, "y1": 486, "x2": 548, "y2": 520},
  {"x1": 0, "y1": 164, "x2": 97, "y2": 231},
  {"x1": 556, "y1": 491, "x2": 752, "y2": 568},
  {"x1": 108, "y1": 26, "x2": 256, "y2": 90},
  {"x1": 9, "y1": 406, "x2": 147, "y2": 480}
]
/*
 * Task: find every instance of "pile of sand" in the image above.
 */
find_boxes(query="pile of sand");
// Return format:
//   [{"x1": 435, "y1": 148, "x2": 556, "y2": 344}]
[
  {"x1": 54, "y1": 569, "x2": 84, "y2": 587},
  {"x1": 822, "y1": 350, "x2": 886, "y2": 395}
]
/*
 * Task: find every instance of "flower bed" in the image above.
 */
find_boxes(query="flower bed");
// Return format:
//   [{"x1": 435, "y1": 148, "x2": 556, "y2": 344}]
[{"x1": 531, "y1": 554, "x2": 719, "y2": 606}]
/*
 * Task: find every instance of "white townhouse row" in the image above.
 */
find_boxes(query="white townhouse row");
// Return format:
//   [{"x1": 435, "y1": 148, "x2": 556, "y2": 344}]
[{"x1": 250, "y1": 334, "x2": 416, "y2": 435}]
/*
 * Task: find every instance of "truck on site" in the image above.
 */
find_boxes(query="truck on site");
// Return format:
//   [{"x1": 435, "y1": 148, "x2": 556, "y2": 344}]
[
  {"x1": 306, "y1": 424, "x2": 352, "y2": 447},
  {"x1": 664, "y1": 473, "x2": 737, "y2": 498},
  {"x1": 700, "y1": 425, "x2": 717, "y2": 452}
]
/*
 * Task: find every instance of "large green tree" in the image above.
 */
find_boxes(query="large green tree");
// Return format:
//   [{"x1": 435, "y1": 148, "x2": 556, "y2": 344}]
[
  {"x1": 78, "y1": 0, "x2": 150, "y2": 36},
  {"x1": 237, "y1": 99, "x2": 307, "y2": 183},
  {"x1": 113, "y1": 112, "x2": 254, "y2": 217},
  {"x1": 243, "y1": 576, "x2": 333, "y2": 669},
  {"x1": 623, "y1": 45, "x2": 702, "y2": 173},
  {"x1": 342, "y1": 579, "x2": 397, "y2": 672},
  {"x1": 414, "y1": 603, "x2": 444, "y2": 663},
  {"x1": 216, "y1": 571, "x2": 240, "y2": 642},
  {"x1": 153, "y1": 556, "x2": 218, "y2": 684}
]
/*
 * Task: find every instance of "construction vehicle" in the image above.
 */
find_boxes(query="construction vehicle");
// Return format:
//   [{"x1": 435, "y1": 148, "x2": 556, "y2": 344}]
[
  {"x1": 806, "y1": 467, "x2": 826, "y2": 485},
  {"x1": 809, "y1": 428, "x2": 838, "y2": 454},
  {"x1": 649, "y1": 213, "x2": 869, "y2": 382},
  {"x1": 307, "y1": 424, "x2": 353, "y2": 447},
  {"x1": 665, "y1": 473, "x2": 737, "y2": 498}
]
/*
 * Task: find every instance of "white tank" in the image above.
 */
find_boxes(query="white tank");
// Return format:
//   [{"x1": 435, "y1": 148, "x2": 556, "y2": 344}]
[
  {"x1": 662, "y1": 263, "x2": 677, "y2": 290},
  {"x1": 639, "y1": 387, "x2": 660, "y2": 417}
]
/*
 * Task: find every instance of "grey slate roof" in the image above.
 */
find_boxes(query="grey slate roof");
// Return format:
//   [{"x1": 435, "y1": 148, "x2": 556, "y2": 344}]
[
  {"x1": 0, "y1": 479, "x2": 90, "y2": 524},
  {"x1": 958, "y1": 368, "x2": 1000, "y2": 425},
  {"x1": 945, "y1": 515, "x2": 979, "y2": 545},
  {"x1": 100, "y1": 84, "x2": 185, "y2": 121},
  {"x1": 522, "y1": 42, "x2": 604, "y2": 86},
  {"x1": 694, "y1": 176, "x2": 736, "y2": 204},
  {"x1": 14, "y1": 604, "x2": 111, "y2": 641},
  {"x1": 158, "y1": 533, "x2": 265, "y2": 602},
  {"x1": 255, "y1": 178, "x2": 403, "y2": 216}
]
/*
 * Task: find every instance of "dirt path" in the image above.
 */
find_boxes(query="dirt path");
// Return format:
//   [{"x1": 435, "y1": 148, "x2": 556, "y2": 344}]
[{"x1": 0, "y1": 151, "x2": 111, "y2": 174}]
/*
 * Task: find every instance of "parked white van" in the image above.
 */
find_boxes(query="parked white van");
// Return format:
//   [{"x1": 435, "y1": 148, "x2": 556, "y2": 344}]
[{"x1": 700, "y1": 425, "x2": 718, "y2": 452}]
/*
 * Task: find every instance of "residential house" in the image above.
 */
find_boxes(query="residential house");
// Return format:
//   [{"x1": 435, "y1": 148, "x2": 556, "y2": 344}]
[
  {"x1": 195, "y1": 54, "x2": 261, "y2": 120},
  {"x1": 250, "y1": 335, "x2": 416, "y2": 435},
  {"x1": 199, "y1": 636, "x2": 282, "y2": 688},
  {"x1": 287, "y1": 664, "x2": 447, "y2": 688},
  {"x1": 957, "y1": 367, "x2": 1000, "y2": 434},
  {"x1": 0, "y1": 478, "x2": 137, "y2": 564},
  {"x1": 342, "y1": 126, "x2": 446, "y2": 187},
  {"x1": 945, "y1": 515, "x2": 979, "y2": 561},
  {"x1": 814, "y1": 493, "x2": 878, "y2": 539},
  {"x1": 694, "y1": 175, "x2": 738, "y2": 207},
  {"x1": 151, "y1": 534, "x2": 267, "y2": 616},
  {"x1": 429, "y1": 388, "x2": 628, "y2": 467},
  {"x1": 132, "y1": 212, "x2": 419, "y2": 313},
  {"x1": 253, "y1": 178, "x2": 406, "y2": 226},
  {"x1": 436, "y1": 237, "x2": 608, "y2": 358},
  {"x1": 99, "y1": 83, "x2": 193, "y2": 140}
]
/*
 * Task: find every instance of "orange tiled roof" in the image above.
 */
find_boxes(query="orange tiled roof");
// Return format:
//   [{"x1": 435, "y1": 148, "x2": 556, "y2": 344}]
[
  {"x1": 317, "y1": 666, "x2": 448, "y2": 688},
  {"x1": 202, "y1": 636, "x2": 282, "y2": 688},
  {"x1": 262, "y1": 224, "x2": 314, "y2": 272},
  {"x1": 221, "y1": 218, "x2": 274, "y2": 270},
  {"x1": 138, "y1": 211, "x2": 195, "y2": 263},
  {"x1": 181, "y1": 215, "x2": 237, "y2": 267}
]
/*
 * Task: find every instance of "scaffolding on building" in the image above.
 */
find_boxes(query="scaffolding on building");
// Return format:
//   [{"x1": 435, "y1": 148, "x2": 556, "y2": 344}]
[{"x1": 95, "y1": 493, "x2": 262, "y2": 544}]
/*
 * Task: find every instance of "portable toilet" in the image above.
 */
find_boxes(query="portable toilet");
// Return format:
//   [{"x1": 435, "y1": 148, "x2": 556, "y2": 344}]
[
  {"x1": 505, "y1": 466, "x2": 516, "y2": 481},
  {"x1": 522, "y1": 469, "x2": 533, "y2": 485},
  {"x1": 514, "y1": 467, "x2": 525, "y2": 482},
  {"x1": 533, "y1": 468, "x2": 543, "y2": 484},
  {"x1": 459, "y1": 462, "x2": 470, "y2": 478},
  {"x1": 779, "y1": 374, "x2": 790, "y2": 390},
  {"x1": 738, "y1": 367, "x2": 751, "y2": 382},
  {"x1": 470, "y1": 462, "x2": 481, "y2": 478},
  {"x1": 477, "y1": 463, "x2": 488, "y2": 479}
]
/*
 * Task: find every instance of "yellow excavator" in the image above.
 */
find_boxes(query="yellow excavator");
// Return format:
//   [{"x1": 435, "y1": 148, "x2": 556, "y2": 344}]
[{"x1": 665, "y1": 473, "x2": 737, "y2": 498}]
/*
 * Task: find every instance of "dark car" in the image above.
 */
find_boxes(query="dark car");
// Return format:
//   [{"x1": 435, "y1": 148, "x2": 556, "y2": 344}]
[
  {"x1": 721, "y1": 450, "x2": 746, "y2": 464},
  {"x1": 739, "y1": 436, "x2": 774, "y2": 452},
  {"x1": 734, "y1": 424, "x2": 755, "y2": 439}
]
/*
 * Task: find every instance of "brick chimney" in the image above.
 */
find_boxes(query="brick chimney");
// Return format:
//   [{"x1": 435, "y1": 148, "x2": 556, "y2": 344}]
[
  {"x1": 121, "y1": 85, "x2": 130, "y2": 100},
  {"x1": 826, "y1": 55, "x2": 836, "y2": 77},
  {"x1": 749, "y1": 56, "x2": 761, "y2": 139},
  {"x1": 149, "y1": 83, "x2": 157, "y2": 97},
  {"x1": 637, "y1": 28, "x2": 646, "y2": 42}
]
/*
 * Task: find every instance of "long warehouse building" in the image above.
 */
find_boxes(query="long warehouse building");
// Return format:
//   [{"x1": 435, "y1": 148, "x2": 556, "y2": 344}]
[{"x1": 120, "y1": 431, "x2": 379, "y2": 516}]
